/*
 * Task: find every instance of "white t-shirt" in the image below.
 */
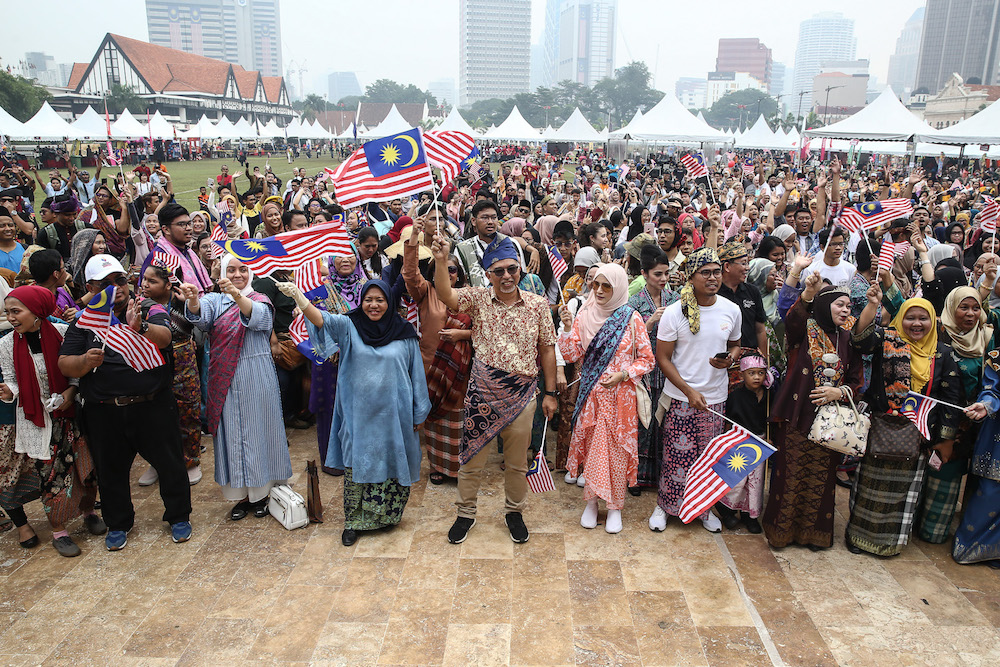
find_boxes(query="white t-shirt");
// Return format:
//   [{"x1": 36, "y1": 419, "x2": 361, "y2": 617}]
[
  {"x1": 657, "y1": 298, "x2": 742, "y2": 405},
  {"x1": 801, "y1": 258, "x2": 856, "y2": 288}
]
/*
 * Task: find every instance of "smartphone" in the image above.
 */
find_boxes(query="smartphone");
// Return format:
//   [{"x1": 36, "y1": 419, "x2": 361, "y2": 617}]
[
  {"x1": 928, "y1": 451, "x2": 943, "y2": 471},
  {"x1": 714, "y1": 352, "x2": 730, "y2": 360}
]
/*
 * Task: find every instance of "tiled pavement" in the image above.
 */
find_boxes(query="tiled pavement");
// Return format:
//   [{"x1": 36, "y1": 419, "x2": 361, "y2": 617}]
[{"x1": 1, "y1": 427, "x2": 999, "y2": 666}]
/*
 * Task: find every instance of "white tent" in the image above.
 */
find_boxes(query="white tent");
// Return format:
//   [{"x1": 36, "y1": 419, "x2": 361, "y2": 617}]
[
  {"x1": 69, "y1": 106, "x2": 108, "y2": 140},
  {"x1": 257, "y1": 119, "x2": 283, "y2": 140},
  {"x1": 541, "y1": 125, "x2": 557, "y2": 141},
  {"x1": 621, "y1": 94, "x2": 726, "y2": 143},
  {"x1": 696, "y1": 111, "x2": 707, "y2": 123},
  {"x1": 147, "y1": 111, "x2": 175, "y2": 140},
  {"x1": 599, "y1": 126, "x2": 609, "y2": 141},
  {"x1": 610, "y1": 109, "x2": 644, "y2": 139},
  {"x1": 284, "y1": 117, "x2": 303, "y2": 138},
  {"x1": 313, "y1": 119, "x2": 335, "y2": 140},
  {"x1": 109, "y1": 109, "x2": 149, "y2": 140},
  {"x1": 549, "y1": 108, "x2": 603, "y2": 143},
  {"x1": 786, "y1": 126, "x2": 801, "y2": 149},
  {"x1": 212, "y1": 116, "x2": 242, "y2": 141},
  {"x1": 233, "y1": 116, "x2": 258, "y2": 139},
  {"x1": 0, "y1": 106, "x2": 26, "y2": 138},
  {"x1": 336, "y1": 122, "x2": 359, "y2": 139},
  {"x1": 484, "y1": 106, "x2": 540, "y2": 142},
  {"x1": 805, "y1": 87, "x2": 939, "y2": 142},
  {"x1": 365, "y1": 105, "x2": 414, "y2": 139},
  {"x1": 735, "y1": 115, "x2": 779, "y2": 149},
  {"x1": 17, "y1": 102, "x2": 84, "y2": 140},
  {"x1": 436, "y1": 107, "x2": 478, "y2": 136},
  {"x1": 916, "y1": 97, "x2": 1000, "y2": 145}
]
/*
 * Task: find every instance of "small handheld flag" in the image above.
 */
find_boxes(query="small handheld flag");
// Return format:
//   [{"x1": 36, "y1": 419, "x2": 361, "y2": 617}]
[
  {"x1": 212, "y1": 220, "x2": 352, "y2": 276},
  {"x1": 979, "y1": 196, "x2": 999, "y2": 234},
  {"x1": 877, "y1": 240, "x2": 895, "y2": 272},
  {"x1": 294, "y1": 258, "x2": 325, "y2": 296},
  {"x1": 151, "y1": 252, "x2": 181, "y2": 283},
  {"x1": 901, "y1": 391, "x2": 935, "y2": 440},
  {"x1": 96, "y1": 324, "x2": 165, "y2": 372},
  {"x1": 289, "y1": 314, "x2": 324, "y2": 363},
  {"x1": 76, "y1": 286, "x2": 116, "y2": 332},
  {"x1": 680, "y1": 153, "x2": 708, "y2": 179},
  {"x1": 547, "y1": 245, "x2": 567, "y2": 282},
  {"x1": 331, "y1": 129, "x2": 435, "y2": 208},
  {"x1": 425, "y1": 130, "x2": 476, "y2": 184},
  {"x1": 526, "y1": 418, "x2": 555, "y2": 493},
  {"x1": 839, "y1": 199, "x2": 914, "y2": 234},
  {"x1": 404, "y1": 296, "x2": 421, "y2": 338}
]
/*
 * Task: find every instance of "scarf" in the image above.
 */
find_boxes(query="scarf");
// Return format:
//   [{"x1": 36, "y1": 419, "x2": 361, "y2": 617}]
[
  {"x1": 346, "y1": 280, "x2": 419, "y2": 347},
  {"x1": 69, "y1": 228, "x2": 101, "y2": 287},
  {"x1": 330, "y1": 248, "x2": 367, "y2": 308},
  {"x1": 890, "y1": 298, "x2": 939, "y2": 392},
  {"x1": 942, "y1": 286, "x2": 992, "y2": 359},
  {"x1": 426, "y1": 311, "x2": 473, "y2": 419},
  {"x1": 679, "y1": 247, "x2": 720, "y2": 334},
  {"x1": 220, "y1": 254, "x2": 256, "y2": 296},
  {"x1": 572, "y1": 303, "x2": 633, "y2": 428},
  {"x1": 92, "y1": 200, "x2": 130, "y2": 259},
  {"x1": 153, "y1": 236, "x2": 212, "y2": 293},
  {"x1": 7, "y1": 286, "x2": 71, "y2": 429},
  {"x1": 575, "y1": 264, "x2": 630, "y2": 350},
  {"x1": 805, "y1": 286, "x2": 853, "y2": 389},
  {"x1": 536, "y1": 215, "x2": 558, "y2": 245},
  {"x1": 747, "y1": 257, "x2": 776, "y2": 320},
  {"x1": 500, "y1": 217, "x2": 527, "y2": 237},
  {"x1": 206, "y1": 291, "x2": 270, "y2": 434}
]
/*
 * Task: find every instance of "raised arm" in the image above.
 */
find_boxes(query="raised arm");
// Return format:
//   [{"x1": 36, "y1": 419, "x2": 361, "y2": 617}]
[
  {"x1": 813, "y1": 169, "x2": 828, "y2": 234},
  {"x1": 431, "y1": 231, "x2": 459, "y2": 311}
]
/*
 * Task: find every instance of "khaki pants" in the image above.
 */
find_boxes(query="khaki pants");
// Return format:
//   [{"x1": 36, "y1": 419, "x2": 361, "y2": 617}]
[{"x1": 456, "y1": 400, "x2": 534, "y2": 518}]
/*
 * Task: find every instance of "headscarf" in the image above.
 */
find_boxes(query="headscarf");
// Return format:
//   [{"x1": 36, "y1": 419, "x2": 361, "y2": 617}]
[
  {"x1": 536, "y1": 215, "x2": 558, "y2": 245},
  {"x1": 748, "y1": 257, "x2": 777, "y2": 321},
  {"x1": 69, "y1": 229, "x2": 101, "y2": 287},
  {"x1": 330, "y1": 249, "x2": 367, "y2": 309},
  {"x1": 573, "y1": 246, "x2": 600, "y2": 270},
  {"x1": 679, "y1": 247, "x2": 720, "y2": 334},
  {"x1": 386, "y1": 216, "x2": 411, "y2": 243},
  {"x1": 927, "y1": 243, "x2": 957, "y2": 268},
  {"x1": 771, "y1": 225, "x2": 795, "y2": 244},
  {"x1": 346, "y1": 280, "x2": 419, "y2": 348},
  {"x1": 812, "y1": 285, "x2": 850, "y2": 334},
  {"x1": 6, "y1": 286, "x2": 69, "y2": 428},
  {"x1": 500, "y1": 217, "x2": 527, "y2": 237},
  {"x1": 220, "y1": 253, "x2": 256, "y2": 297},
  {"x1": 941, "y1": 286, "x2": 992, "y2": 358},
  {"x1": 574, "y1": 264, "x2": 630, "y2": 350},
  {"x1": 890, "y1": 297, "x2": 939, "y2": 392},
  {"x1": 928, "y1": 257, "x2": 968, "y2": 315}
]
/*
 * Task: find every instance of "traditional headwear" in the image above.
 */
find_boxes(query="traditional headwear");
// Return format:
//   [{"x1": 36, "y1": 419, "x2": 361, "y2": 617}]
[
  {"x1": 220, "y1": 254, "x2": 256, "y2": 297},
  {"x1": 384, "y1": 226, "x2": 431, "y2": 260},
  {"x1": 941, "y1": 286, "x2": 992, "y2": 359},
  {"x1": 740, "y1": 355, "x2": 766, "y2": 371},
  {"x1": 890, "y1": 297, "x2": 938, "y2": 392},
  {"x1": 679, "y1": 247, "x2": 720, "y2": 334},
  {"x1": 386, "y1": 216, "x2": 412, "y2": 243},
  {"x1": 718, "y1": 240, "x2": 748, "y2": 262},
  {"x1": 346, "y1": 280, "x2": 419, "y2": 348},
  {"x1": 575, "y1": 264, "x2": 630, "y2": 350},
  {"x1": 49, "y1": 193, "x2": 81, "y2": 215},
  {"x1": 812, "y1": 285, "x2": 850, "y2": 334},
  {"x1": 481, "y1": 236, "x2": 519, "y2": 269}
]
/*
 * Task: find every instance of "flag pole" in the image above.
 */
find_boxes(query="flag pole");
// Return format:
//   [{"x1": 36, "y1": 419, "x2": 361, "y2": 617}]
[
  {"x1": 910, "y1": 392, "x2": 969, "y2": 413},
  {"x1": 705, "y1": 407, "x2": 772, "y2": 448}
]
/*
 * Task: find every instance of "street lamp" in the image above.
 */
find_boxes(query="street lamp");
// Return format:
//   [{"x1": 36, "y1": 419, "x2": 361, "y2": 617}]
[
  {"x1": 822, "y1": 85, "x2": 845, "y2": 125},
  {"x1": 543, "y1": 106, "x2": 552, "y2": 126}
]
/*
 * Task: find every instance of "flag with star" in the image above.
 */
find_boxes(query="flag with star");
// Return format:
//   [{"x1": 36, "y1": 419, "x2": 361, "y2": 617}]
[
  {"x1": 331, "y1": 128, "x2": 435, "y2": 208},
  {"x1": 212, "y1": 221, "x2": 352, "y2": 276},
  {"x1": 678, "y1": 425, "x2": 776, "y2": 523}
]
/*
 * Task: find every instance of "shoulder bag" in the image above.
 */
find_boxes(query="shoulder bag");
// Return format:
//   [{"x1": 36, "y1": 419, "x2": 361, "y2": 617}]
[
  {"x1": 808, "y1": 385, "x2": 870, "y2": 457},
  {"x1": 631, "y1": 318, "x2": 652, "y2": 429}
]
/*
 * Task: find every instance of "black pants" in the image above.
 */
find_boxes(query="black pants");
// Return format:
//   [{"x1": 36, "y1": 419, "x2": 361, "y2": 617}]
[{"x1": 81, "y1": 390, "x2": 191, "y2": 531}]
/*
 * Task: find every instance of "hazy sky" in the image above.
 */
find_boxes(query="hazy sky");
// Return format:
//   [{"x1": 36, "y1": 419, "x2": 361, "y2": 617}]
[{"x1": 4, "y1": 0, "x2": 926, "y2": 97}]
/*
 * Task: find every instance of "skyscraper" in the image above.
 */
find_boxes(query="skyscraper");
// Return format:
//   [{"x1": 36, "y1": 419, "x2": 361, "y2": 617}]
[
  {"x1": 459, "y1": 0, "x2": 531, "y2": 106},
  {"x1": 770, "y1": 62, "x2": 787, "y2": 101},
  {"x1": 328, "y1": 72, "x2": 362, "y2": 105},
  {"x1": 792, "y1": 12, "x2": 857, "y2": 115},
  {"x1": 542, "y1": 0, "x2": 561, "y2": 88},
  {"x1": 555, "y1": 0, "x2": 617, "y2": 86},
  {"x1": 716, "y1": 38, "x2": 772, "y2": 89},
  {"x1": 915, "y1": 0, "x2": 1000, "y2": 94},
  {"x1": 887, "y1": 6, "x2": 925, "y2": 99},
  {"x1": 145, "y1": 0, "x2": 282, "y2": 77}
]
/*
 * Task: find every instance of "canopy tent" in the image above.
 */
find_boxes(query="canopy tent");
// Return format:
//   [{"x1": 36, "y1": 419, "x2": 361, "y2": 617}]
[
  {"x1": 364, "y1": 105, "x2": 414, "y2": 139},
  {"x1": 549, "y1": 107, "x2": 603, "y2": 143},
  {"x1": 258, "y1": 118, "x2": 284, "y2": 140},
  {"x1": 609, "y1": 109, "x2": 643, "y2": 139},
  {"x1": 176, "y1": 114, "x2": 214, "y2": 139},
  {"x1": 147, "y1": 111, "x2": 175, "y2": 140},
  {"x1": 336, "y1": 122, "x2": 360, "y2": 139},
  {"x1": 599, "y1": 126, "x2": 609, "y2": 141},
  {"x1": 233, "y1": 116, "x2": 258, "y2": 139},
  {"x1": 620, "y1": 94, "x2": 726, "y2": 143},
  {"x1": 916, "y1": 97, "x2": 1000, "y2": 145},
  {"x1": 212, "y1": 116, "x2": 242, "y2": 141},
  {"x1": 785, "y1": 126, "x2": 801, "y2": 149},
  {"x1": 735, "y1": 115, "x2": 780, "y2": 150},
  {"x1": 483, "y1": 106, "x2": 540, "y2": 142},
  {"x1": 436, "y1": 107, "x2": 478, "y2": 136},
  {"x1": 17, "y1": 102, "x2": 84, "y2": 140},
  {"x1": 312, "y1": 119, "x2": 335, "y2": 140},
  {"x1": 696, "y1": 111, "x2": 707, "y2": 123},
  {"x1": 541, "y1": 125, "x2": 557, "y2": 141},
  {"x1": 804, "y1": 87, "x2": 939, "y2": 142},
  {"x1": 109, "y1": 109, "x2": 149, "y2": 140},
  {"x1": 69, "y1": 106, "x2": 108, "y2": 140},
  {"x1": 283, "y1": 117, "x2": 303, "y2": 138},
  {"x1": 0, "y1": 106, "x2": 26, "y2": 138}
]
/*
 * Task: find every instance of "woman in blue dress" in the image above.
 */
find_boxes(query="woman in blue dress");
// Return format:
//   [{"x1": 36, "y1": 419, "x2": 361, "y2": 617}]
[{"x1": 278, "y1": 278, "x2": 430, "y2": 546}]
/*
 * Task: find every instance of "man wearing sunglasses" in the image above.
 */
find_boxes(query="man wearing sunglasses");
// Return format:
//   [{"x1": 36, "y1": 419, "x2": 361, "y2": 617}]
[
  {"x1": 432, "y1": 233, "x2": 558, "y2": 546},
  {"x1": 454, "y1": 199, "x2": 537, "y2": 288}
]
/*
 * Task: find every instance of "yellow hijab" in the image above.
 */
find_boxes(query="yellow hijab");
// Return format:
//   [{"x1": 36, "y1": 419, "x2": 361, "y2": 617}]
[{"x1": 890, "y1": 298, "x2": 938, "y2": 392}]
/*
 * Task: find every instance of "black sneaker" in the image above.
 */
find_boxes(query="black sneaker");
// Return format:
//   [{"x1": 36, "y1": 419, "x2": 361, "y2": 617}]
[
  {"x1": 743, "y1": 516, "x2": 762, "y2": 534},
  {"x1": 447, "y1": 517, "x2": 475, "y2": 544},
  {"x1": 52, "y1": 535, "x2": 81, "y2": 558},
  {"x1": 714, "y1": 503, "x2": 741, "y2": 530},
  {"x1": 83, "y1": 513, "x2": 107, "y2": 535},
  {"x1": 505, "y1": 512, "x2": 529, "y2": 543}
]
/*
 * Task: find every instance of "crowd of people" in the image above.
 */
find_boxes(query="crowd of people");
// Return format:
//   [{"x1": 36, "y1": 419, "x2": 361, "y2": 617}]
[{"x1": 0, "y1": 143, "x2": 998, "y2": 569}]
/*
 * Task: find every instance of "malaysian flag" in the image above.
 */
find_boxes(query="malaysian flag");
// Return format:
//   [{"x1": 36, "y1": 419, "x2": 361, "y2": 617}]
[
  {"x1": 151, "y1": 252, "x2": 181, "y2": 283},
  {"x1": 213, "y1": 220, "x2": 352, "y2": 276},
  {"x1": 680, "y1": 153, "x2": 708, "y2": 179},
  {"x1": 404, "y1": 296, "x2": 420, "y2": 338},
  {"x1": 96, "y1": 324, "x2": 165, "y2": 372},
  {"x1": 901, "y1": 391, "x2": 936, "y2": 440},
  {"x1": 468, "y1": 160, "x2": 483, "y2": 182},
  {"x1": 894, "y1": 241, "x2": 911, "y2": 257},
  {"x1": 547, "y1": 245, "x2": 567, "y2": 282},
  {"x1": 295, "y1": 258, "x2": 325, "y2": 296},
  {"x1": 331, "y1": 129, "x2": 435, "y2": 208},
  {"x1": 839, "y1": 199, "x2": 914, "y2": 234},
  {"x1": 76, "y1": 285, "x2": 116, "y2": 332},
  {"x1": 741, "y1": 159, "x2": 755, "y2": 176},
  {"x1": 979, "y1": 196, "x2": 999, "y2": 234},
  {"x1": 678, "y1": 424, "x2": 776, "y2": 524},
  {"x1": 877, "y1": 240, "x2": 895, "y2": 272},
  {"x1": 424, "y1": 130, "x2": 476, "y2": 184},
  {"x1": 211, "y1": 199, "x2": 234, "y2": 259},
  {"x1": 526, "y1": 449, "x2": 555, "y2": 493},
  {"x1": 289, "y1": 314, "x2": 323, "y2": 363}
]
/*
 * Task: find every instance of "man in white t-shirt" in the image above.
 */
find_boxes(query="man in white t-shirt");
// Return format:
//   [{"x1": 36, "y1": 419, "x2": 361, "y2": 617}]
[
  {"x1": 800, "y1": 225, "x2": 856, "y2": 288},
  {"x1": 652, "y1": 247, "x2": 742, "y2": 534}
]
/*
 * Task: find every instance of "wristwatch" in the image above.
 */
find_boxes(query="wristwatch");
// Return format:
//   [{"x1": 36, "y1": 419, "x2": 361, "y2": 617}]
[
  {"x1": 543, "y1": 390, "x2": 559, "y2": 397},
  {"x1": 138, "y1": 320, "x2": 149, "y2": 335}
]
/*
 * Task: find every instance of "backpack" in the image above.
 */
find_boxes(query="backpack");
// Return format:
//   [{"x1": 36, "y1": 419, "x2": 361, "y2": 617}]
[{"x1": 42, "y1": 220, "x2": 87, "y2": 251}]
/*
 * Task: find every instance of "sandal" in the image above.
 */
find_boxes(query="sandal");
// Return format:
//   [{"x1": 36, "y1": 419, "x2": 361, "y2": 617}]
[
  {"x1": 429, "y1": 472, "x2": 446, "y2": 485},
  {"x1": 229, "y1": 499, "x2": 252, "y2": 521}
]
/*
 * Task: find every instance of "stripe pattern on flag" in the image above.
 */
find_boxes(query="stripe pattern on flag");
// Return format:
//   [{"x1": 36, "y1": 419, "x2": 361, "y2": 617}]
[
  {"x1": 678, "y1": 425, "x2": 771, "y2": 524},
  {"x1": 295, "y1": 258, "x2": 324, "y2": 294},
  {"x1": 424, "y1": 130, "x2": 476, "y2": 184},
  {"x1": 547, "y1": 245, "x2": 567, "y2": 282},
  {"x1": 526, "y1": 450, "x2": 555, "y2": 493},
  {"x1": 979, "y1": 196, "x2": 999, "y2": 234},
  {"x1": 901, "y1": 391, "x2": 935, "y2": 440},
  {"x1": 213, "y1": 220, "x2": 353, "y2": 276},
  {"x1": 839, "y1": 198, "x2": 914, "y2": 234},
  {"x1": 877, "y1": 240, "x2": 895, "y2": 272},
  {"x1": 680, "y1": 153, "x2": 708, "y2": 179},
  {"x1": 331, "y1": 138, "x2": 435, "y2": 209},
  {"x1": 96, "y1": 324, "x2": 165, "y2": 372}
]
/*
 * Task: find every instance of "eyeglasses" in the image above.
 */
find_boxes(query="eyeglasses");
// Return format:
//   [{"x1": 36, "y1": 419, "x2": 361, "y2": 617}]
[
  {"x1": 695, "y1": 268, "x2": 723, "y2": 278},
  {"x1": 170, "y1": 220, "x2": 193, "y2": 227},
  {"x1": 98, "y1": 276, "x2": 129, "y2": 289},
  {"x1": 490, "y1": 265, "x2": 520, "y2": 277},
  {"x1": 477, "y1": 215, "x2": 499, "y2": 222},
  {"x1": 447, "y1": 266, "x2": 459, "y2": 274}
]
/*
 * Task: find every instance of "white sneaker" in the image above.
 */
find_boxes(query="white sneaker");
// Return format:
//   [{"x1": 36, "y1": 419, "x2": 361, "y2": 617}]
[
  {"x1": 138, "y1": 466, "x2": 158, "y2": 486},
  {"x1": 701, "y1": 512, "x2": 722, "y2": 533},
  {"x1": 187, "y1": 465, "x2": 203, "y2": 486},
  {"x1": 605, "y1": 509, "x2": 622, "y2": 534},
  {"x1": 580, "y1": 499, "x2": 599, "y2": 529},
  {"x1": 576, "y1": 475, "x2": 586, "y2": 488},
  {"x1": 564, "y1": 471, "x2": 578, "y2": 484},
  {"x1": 648, "y1": 506, "x2": 667, "y2": 532}
]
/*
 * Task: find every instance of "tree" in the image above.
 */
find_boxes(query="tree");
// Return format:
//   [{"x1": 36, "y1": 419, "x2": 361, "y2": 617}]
[
  {"x1": 363, "y1": 79, "x2": 437, "y2": 107},
  {"x1": 702, "y1": 89, "x2": 779, "y2": 130},
  {"x1": 0, "y1": 71, "x2": 51, "y2": 121},
  {"x1": 105, "y1": 84, "x2": 144, "y2": 115},
  {"x1": 296, "y1": 93, "x2": 327, "y2": 121}
]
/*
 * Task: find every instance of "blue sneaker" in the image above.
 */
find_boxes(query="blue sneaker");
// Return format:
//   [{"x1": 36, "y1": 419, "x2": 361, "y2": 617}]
[
  {"x1": 171, "y1": 521, "x2": 192, "y2": 543},
  {"x1": 105, "y1": 530, "x2": 128, "y2": 551}
]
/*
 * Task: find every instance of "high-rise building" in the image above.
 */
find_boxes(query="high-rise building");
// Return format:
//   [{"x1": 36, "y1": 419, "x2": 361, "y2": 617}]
[
  {"x1": 770, "y1": 61, "x2": 787, "y2": 101},
  {"x1": 887, "y1": 6, "x2": 925, "y2": 100},
  {"x1": 428, "y1": 78, "x2": 458, "y2": 108},
  {"x1": 792, "y1": 12, "x2": 857, "y2": 114},
  {"x1": 328, "y1": 72, "x2": 362, "y2": 105},
  {"x1": 145, "y1": 0, "x2": 282, "y2": 77},
  {"x1": 459, "y1": 0, "x2": 531, "y2": 106},
  {"x1": 556, "y1": 0, "x2": 617, "y2": 86},
  {"x1": 915, "y1": 0, "x2": 1000, "y2": 94},
  {"x1": 542, "y1": 0, "x2": 561, "y2": 87},
  {"x1": 716, "y1": 38, "x2": 772, "y2": 89},
  {"x1": 675, "y1": 77, "x2": 707, "y2": 109}
]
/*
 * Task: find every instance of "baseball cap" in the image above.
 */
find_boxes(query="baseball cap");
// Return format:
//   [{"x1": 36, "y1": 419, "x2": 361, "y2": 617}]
[{"x1": 84, "y1": 254, "x2": 126, "y2": 282}]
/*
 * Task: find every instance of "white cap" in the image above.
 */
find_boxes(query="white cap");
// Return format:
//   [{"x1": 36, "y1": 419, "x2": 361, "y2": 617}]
[{"x1": 84, "y1": 254, "x2": 126, "y2": 282}]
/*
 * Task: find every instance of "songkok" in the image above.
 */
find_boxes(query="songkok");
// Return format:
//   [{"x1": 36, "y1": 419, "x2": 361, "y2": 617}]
[
  {"x1": 481, "y1": 236, "x2": 519, "y2": 269},
  {"x1": 718, "y1": 240, "x2": 748, "y2": 262}
]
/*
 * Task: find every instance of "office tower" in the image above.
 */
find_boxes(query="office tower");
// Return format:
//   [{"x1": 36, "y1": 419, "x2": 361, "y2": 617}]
[
  {"x1": 428, "y1": 78, "x2": 458, "y2": 107},
  {"x1": 887, "y1": 6, "x2": 925, "y2": 99},
  {"x1": 328, "y1": 72, "x2": 363, "y2": 105},
  {"x1": 541, "y1": 0, "x2": 561, "y2": 87},
  {"x1": 459, "y1": 0, "x2": 531, "y2": 106},
  {"x1": 915, "y1": 0, "x2": 1000, "y2": 94},
  {"x1": 555, "y1": 0, "x2": 617, "y2": 86},
  {"x1": 770, "y1": 61, "x2": 786, "y2": 101},
  {"x1": 675, "y1": 77, "x2": 707, "y2": 109},
  {"x1": 792, "y1": 12, "x2": 857, "y2": 115},
  {"x1": 716, "y1": 38, "x2": 772, "y2": 89},
  {"x1": 145, "y1": 0, "x2": 282, "y2": 77}
]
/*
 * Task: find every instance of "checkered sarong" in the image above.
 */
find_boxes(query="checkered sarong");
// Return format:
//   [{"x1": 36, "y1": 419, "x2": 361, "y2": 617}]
[{"x1": 847, "y1": 453, "x2": 927, "y2": 556}]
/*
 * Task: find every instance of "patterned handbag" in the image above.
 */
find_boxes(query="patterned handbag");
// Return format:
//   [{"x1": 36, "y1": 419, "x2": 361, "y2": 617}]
[
  {"x1": 867, "y1": 413, "x2": 922, "y2": 460},
  {"x1": 631, "y1": 320, "x2": 652, "y2": 428},
  {"x1": 808, "y1": 386, "x2": 870, "y2": 457}
]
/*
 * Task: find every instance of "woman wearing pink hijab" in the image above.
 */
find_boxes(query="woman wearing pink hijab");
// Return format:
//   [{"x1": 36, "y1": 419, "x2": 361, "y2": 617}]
[{"x1": 557, "y1": 264, "x2": 655, "y2": 533}]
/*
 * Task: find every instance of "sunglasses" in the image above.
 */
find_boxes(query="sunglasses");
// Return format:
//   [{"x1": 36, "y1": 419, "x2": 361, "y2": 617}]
[
  {"x1": 490, "y1": 265, "x2": 520, "y2": 277},
  {"x1": 447, "y1": 265, "x2": 459, "y2": 274},
  {"x1": 98, "y1": 276, "x2": 129, "y2": 289}
]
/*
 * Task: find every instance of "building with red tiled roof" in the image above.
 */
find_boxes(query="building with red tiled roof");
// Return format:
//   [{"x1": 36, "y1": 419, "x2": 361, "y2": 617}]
[{"x1": 52, "y1": 33, "x2": 293, "y2": 126}]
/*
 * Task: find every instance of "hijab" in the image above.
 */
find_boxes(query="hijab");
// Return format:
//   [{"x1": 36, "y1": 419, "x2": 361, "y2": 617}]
[
  {"x1": 928, "y1": 257, "x2": 968, "y2": 315},
  {"x1": 574, "y1": 264, "x2": 630, "y2": 350},
  {"x1": 220, "y1": 253, "x2": 256, "y2": 297},
  {"x1": 536, "y1": 215, "x2": 558, "y2": 245},
  {"x1": 941, "y1": 286, "x2": 992, "y2": 359},
  {"x1": 6, "y1": 286, "x2": 69, "y2": 428},
  {"x1": 927, "y1": 243, "x2": 957, "y2": 269},
  {"x1": 890, "y1": 297, "x2": 939, "y2": 392},
  {"x1": 500, "y1": 217, "x2": 527, "y2": 237},
  {"x1": 573, "y1": 246, "x2": 601, "y2": 270},
  {"x1": 772, "y1": 224, "x2": 795, "y2": 247},
  {"x1": 330, "y1": 248, "x2": 367, "y2": 308},
  {"x1": 69, "y1": 229, "x2": 101, "y2": 287},
  {"x1": 748, "y1": 257, "x2": 777, "y2": 321},
  {"x1": 346, "y1": 280, "x2": 418, "y2": 348},
  {"x1": 812, "y1": 285, "x2": 850, "y2": 334}
]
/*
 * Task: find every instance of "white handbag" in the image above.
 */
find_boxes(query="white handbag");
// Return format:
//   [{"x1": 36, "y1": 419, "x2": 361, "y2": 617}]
[
  {"x1": 268, "y1": 484, "x2": 309, "y2": 530},
  {"x1": 807, "y1": 386, "x2": 869, "y2": 457}
]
